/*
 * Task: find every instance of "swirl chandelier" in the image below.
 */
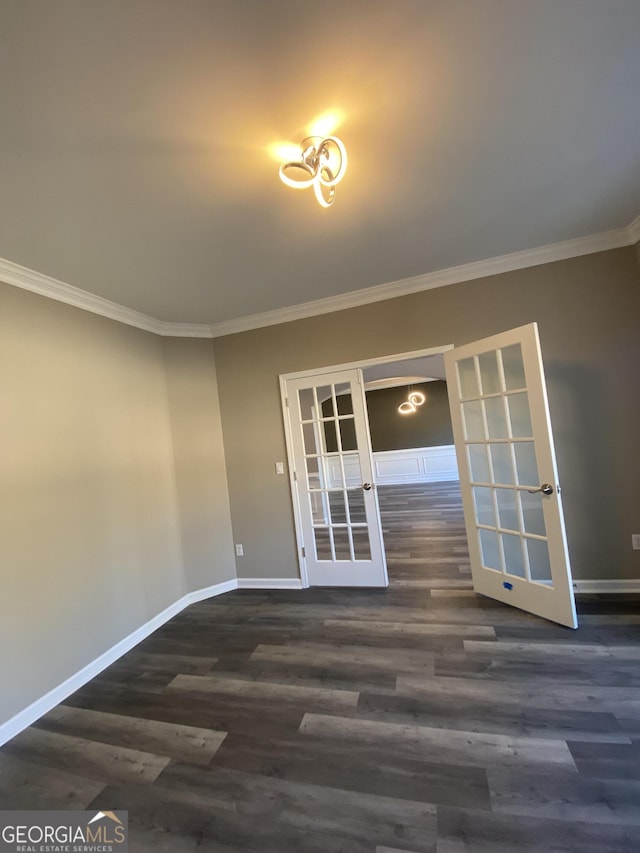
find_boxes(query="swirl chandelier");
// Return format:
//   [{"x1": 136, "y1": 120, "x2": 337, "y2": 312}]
[
  {"x1": 279, "y1": 136, "x2": 347, "y2": 208},
  {"x1": 398, "y1": 390, "x2": 426, "y2": 415}
]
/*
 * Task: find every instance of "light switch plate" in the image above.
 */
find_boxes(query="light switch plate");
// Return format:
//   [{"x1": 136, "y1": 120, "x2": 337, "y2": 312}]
[{"x1": 275, "y1": 462, "x2": 285, "y2": 475}]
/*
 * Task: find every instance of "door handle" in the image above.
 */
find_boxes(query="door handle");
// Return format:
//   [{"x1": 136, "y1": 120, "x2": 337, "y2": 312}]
[
  {"x1": 362, "y1": 482, "x2": 374, "y2": 491},
  {"x1": 527, "y1": 483, "x2": 554, "y2": 495}
]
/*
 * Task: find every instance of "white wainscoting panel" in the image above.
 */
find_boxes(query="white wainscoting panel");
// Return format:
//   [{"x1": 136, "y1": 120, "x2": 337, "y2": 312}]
[
  {"x1": 327, "y1": 445, "x2": 459, "y2": 487},
  {"x1": 373, "y1": 445, "x2": 459, "y2": 484}
]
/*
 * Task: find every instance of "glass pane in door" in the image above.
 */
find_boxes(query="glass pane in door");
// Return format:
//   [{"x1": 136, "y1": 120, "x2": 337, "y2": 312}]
[
  {"x1": 468, "y1": 444, "x2": 491, "y2": 483},
  {"x1": 458, "y1": 357, "x2": 479, "y2": 399},
  {"x1": 514, "y1": 442, "x2": 539, "y2": 487},
  {"x1": 479, "y1": 528, "x2": 502, "y2": 571},
  {"x1": 521, "y1": 491, "x2": 547, "y2": 536},
  {"x1": 334, "y1": 384, "x2": 354, "y2": 415},
  {"x1": 303, "y1": 423, "x2": 318, "y2": 455},
  {"x1": 462, "y1": 400, "x2": 485, "y2": 439},
  {"x1": 478, "y1": 351, "x2": 501, "y2": 394},
  {"x1": 473, "y1": 486, "x2": 496, "y2": 526},
  {"x1": 527, "y1": 537, "x2": 553, "y2": 584},
  {"x1": 328, "y1": 491, "x2": 347, "y2": 524},
  {"x1": 507, "y1": 393, "x2": 533, "y2": 437},
  {"x1": 299, "y1": 388, "x2": 316, "y2": 420},
  {"x1": 314, "y1": 527, "x2": 332, "y2": 560},
  {"x1": 317, "y1": 386, "x2": 335, "y2": 417},
  {"x1": 347, "y1": 490, "x2": 366, "y2": 524},
  {"x1": 496, "y1": 489, "x2": 519, "y2": 532},
  {"x1": 490, "y1": 443, "x2": 514, "y2": 485},
  {"x1": 502, "y1": 533, "x2": 526, "y2": 578},
  {"x1": 485, "y1": 397, "x2": 508, "y2": 438},
  {"x1": 352, "y1": 528, "x2": 372, "y2": 560},
  {"x1": 502, "y1": 344, "x2": 526, "y2": 390},
  {"x1": 338, "y1": 418, "x2": 357, "y2": 451}
]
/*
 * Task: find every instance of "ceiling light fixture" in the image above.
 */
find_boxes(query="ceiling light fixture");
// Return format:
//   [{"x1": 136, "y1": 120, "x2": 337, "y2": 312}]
[
  {"x1": 279, "y1": 136, "x2": 347, "y2": 208},
  {"x1": 398, "y1": 390, "x2": 426, "y2": 415}
]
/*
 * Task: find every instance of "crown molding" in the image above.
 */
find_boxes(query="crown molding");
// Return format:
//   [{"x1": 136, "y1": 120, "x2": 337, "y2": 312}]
[
  {"x1": 157, "y1": 321, "x2": 213, "y2": 338},
  {"x1": 208, "y1": 219, "x2": 638, "y2": 337},
  {"x1": 628, "y1": 213, "x2": 640, "y2": 244},
  {"x1": 0, "y1": 256, "x2": 213, "y2": 338},
  {"x1": 1, "y1": 214, "x2": 638, "y2": 340}
]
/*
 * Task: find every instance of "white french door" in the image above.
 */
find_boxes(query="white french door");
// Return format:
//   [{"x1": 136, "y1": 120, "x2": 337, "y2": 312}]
[
  {"x1": 282, "y1": 368, "x2": 388, "y2": 587},
  {"x1": 444, "y1": 323, "x2": 577, "y2": 628}
]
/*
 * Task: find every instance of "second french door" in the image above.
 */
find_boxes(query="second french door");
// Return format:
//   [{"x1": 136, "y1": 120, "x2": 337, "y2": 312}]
[
  {"x1": 282, "y1": 367, "x2": 387, "y2": 587},
  {"x1": 444, "y1": 323, "x2": 577, "y2": 628}
]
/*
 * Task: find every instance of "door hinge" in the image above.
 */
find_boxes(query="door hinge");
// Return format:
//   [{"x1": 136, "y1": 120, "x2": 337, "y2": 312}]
[
  {"x1": 285, "y1": 397, "x2": 290, "y2": 408},
  {"x1": 293, "y1": 471, "x2": 298, "y2": 481},
  {"x1": 301, "y1": 546, "x2": 306, "y2": 558}
]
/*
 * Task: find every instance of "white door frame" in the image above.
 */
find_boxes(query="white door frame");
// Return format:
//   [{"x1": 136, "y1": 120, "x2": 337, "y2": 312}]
[{"x1": 280, "y1": 345, "x2": 454, "y2": 587}]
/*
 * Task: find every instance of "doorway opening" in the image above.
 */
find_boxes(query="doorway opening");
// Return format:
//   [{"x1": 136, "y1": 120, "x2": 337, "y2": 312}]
[
  {"x1": 280, "y1": 345, "x2": 459, "y2": 588},
  {"x1": 360, "y1": 352, "x2": 469, "y2": 588}
]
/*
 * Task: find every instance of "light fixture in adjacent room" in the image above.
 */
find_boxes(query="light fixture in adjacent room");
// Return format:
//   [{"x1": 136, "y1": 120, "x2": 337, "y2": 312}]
[
  {"x1": 398, "y1": 390, "x2": 426, "y2": 415},
  {"x1": 279, "y1": 136, "x2": 347, "y2": 207}
]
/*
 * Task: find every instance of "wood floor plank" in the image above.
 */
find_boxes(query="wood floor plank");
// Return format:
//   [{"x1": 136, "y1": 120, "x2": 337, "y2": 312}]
[
  {"x1": 430, "y1": 589, "x2": 479, "y2": 598},
  {"x1": 1, "y1": 726, "x2": 170, "y2": 785},
  {"x1": 395, "y1": 674, "x2": 640, "y2": 715},
  {"x1": 487, "y1": 766, "x2": 640, "y2": 825},
  {"x1": 210, "y1": 658, "x2": 399, "y2": 695},
  {"x1": 437, "y1": 804, "x2": 640, "y2": 852},
  {"x1": 166, "y1": 672, "x2": 360, "y2": 709},
  {"x1": 155, "y1": 763, "x2": 438, "y2": 851},
  {"x1": 211, "y1": 731, "x2": 491, "y2": 810},
  {"x1": 464, "y1": 639, "x2": 640, "y2": 660},
  {"x1": 355, "y1": 691, "x2": 628, "y2": 743},
  {"x1": 34, "y1": 705, "x2": 227, "y2": 766},
  {"x1": 299, "y1": 713, "x2": 578, "y2": 770},
  {"x1": 323, "y1": 619, "x2": 496, "y2": 639},
  {"x1": 0, "y1": 752, "x2": 106, "y2": 809},
  {"x1": 434, "y1": 653, "x2": 640, "y2": 687},
  {"x1": 377, "y1": 847, "x2": 428, "y2": 853},
  {"x1": 390, "y1": 578, "x2": 473, "y2": 589},
  {"x1": 251, "y1": 641, "x2": 435, "y2": 675},
  {"x1": 567, "y1": 740, "x2": 640, "y2": 780}
]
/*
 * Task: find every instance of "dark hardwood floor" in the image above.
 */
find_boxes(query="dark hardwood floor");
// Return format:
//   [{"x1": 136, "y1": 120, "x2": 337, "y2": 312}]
[{"x1": 2, "y1": 481, "x2": 640, "y2": 851}]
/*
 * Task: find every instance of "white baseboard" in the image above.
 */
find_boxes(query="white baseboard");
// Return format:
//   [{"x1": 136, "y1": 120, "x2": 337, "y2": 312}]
[
  {"x1": 184, "y1": 578, "x2": 238, "y2": 603},
  {"x1": 0, "y1": 578, "x2": 238, "y2": 748},
  {"x1": 573, "y1": 579, "x2": 640, "y2": 594},
  {"x1": 237, "y1": 577, "x2": 303, "y2": 590}
]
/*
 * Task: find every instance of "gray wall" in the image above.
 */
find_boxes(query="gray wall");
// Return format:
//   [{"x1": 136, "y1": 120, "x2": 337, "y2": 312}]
[
  {"x1": 366, "y1": 381, "x2": 453, "y2": 452},
  {"x1": 213, "y1": 246, "x2": 640, "y2": 582},
  {"x1": 163, "y1": 337, "x2": 236, "y2": 591},
  {"x1": 0, "y1": 285, "x2": 234, "y2": 729}
]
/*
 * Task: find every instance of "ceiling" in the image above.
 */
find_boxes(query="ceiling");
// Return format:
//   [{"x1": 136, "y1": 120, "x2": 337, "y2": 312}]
[{"x1": 1, "y1": 1, "x2": 639, "y2": 327}]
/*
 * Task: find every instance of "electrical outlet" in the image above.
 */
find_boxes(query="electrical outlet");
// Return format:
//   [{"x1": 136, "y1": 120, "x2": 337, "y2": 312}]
[
  {"x1": 632, "y1": 534, "x2": 640, "y2": 551},
  {"x1": 235, "y1": 544, "x2": 244, "y2": 556}
]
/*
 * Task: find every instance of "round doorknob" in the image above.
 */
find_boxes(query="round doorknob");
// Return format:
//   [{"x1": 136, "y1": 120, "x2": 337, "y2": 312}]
[{"x1": 362, "y1": 482, "x2": 373, "y2": 491}]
